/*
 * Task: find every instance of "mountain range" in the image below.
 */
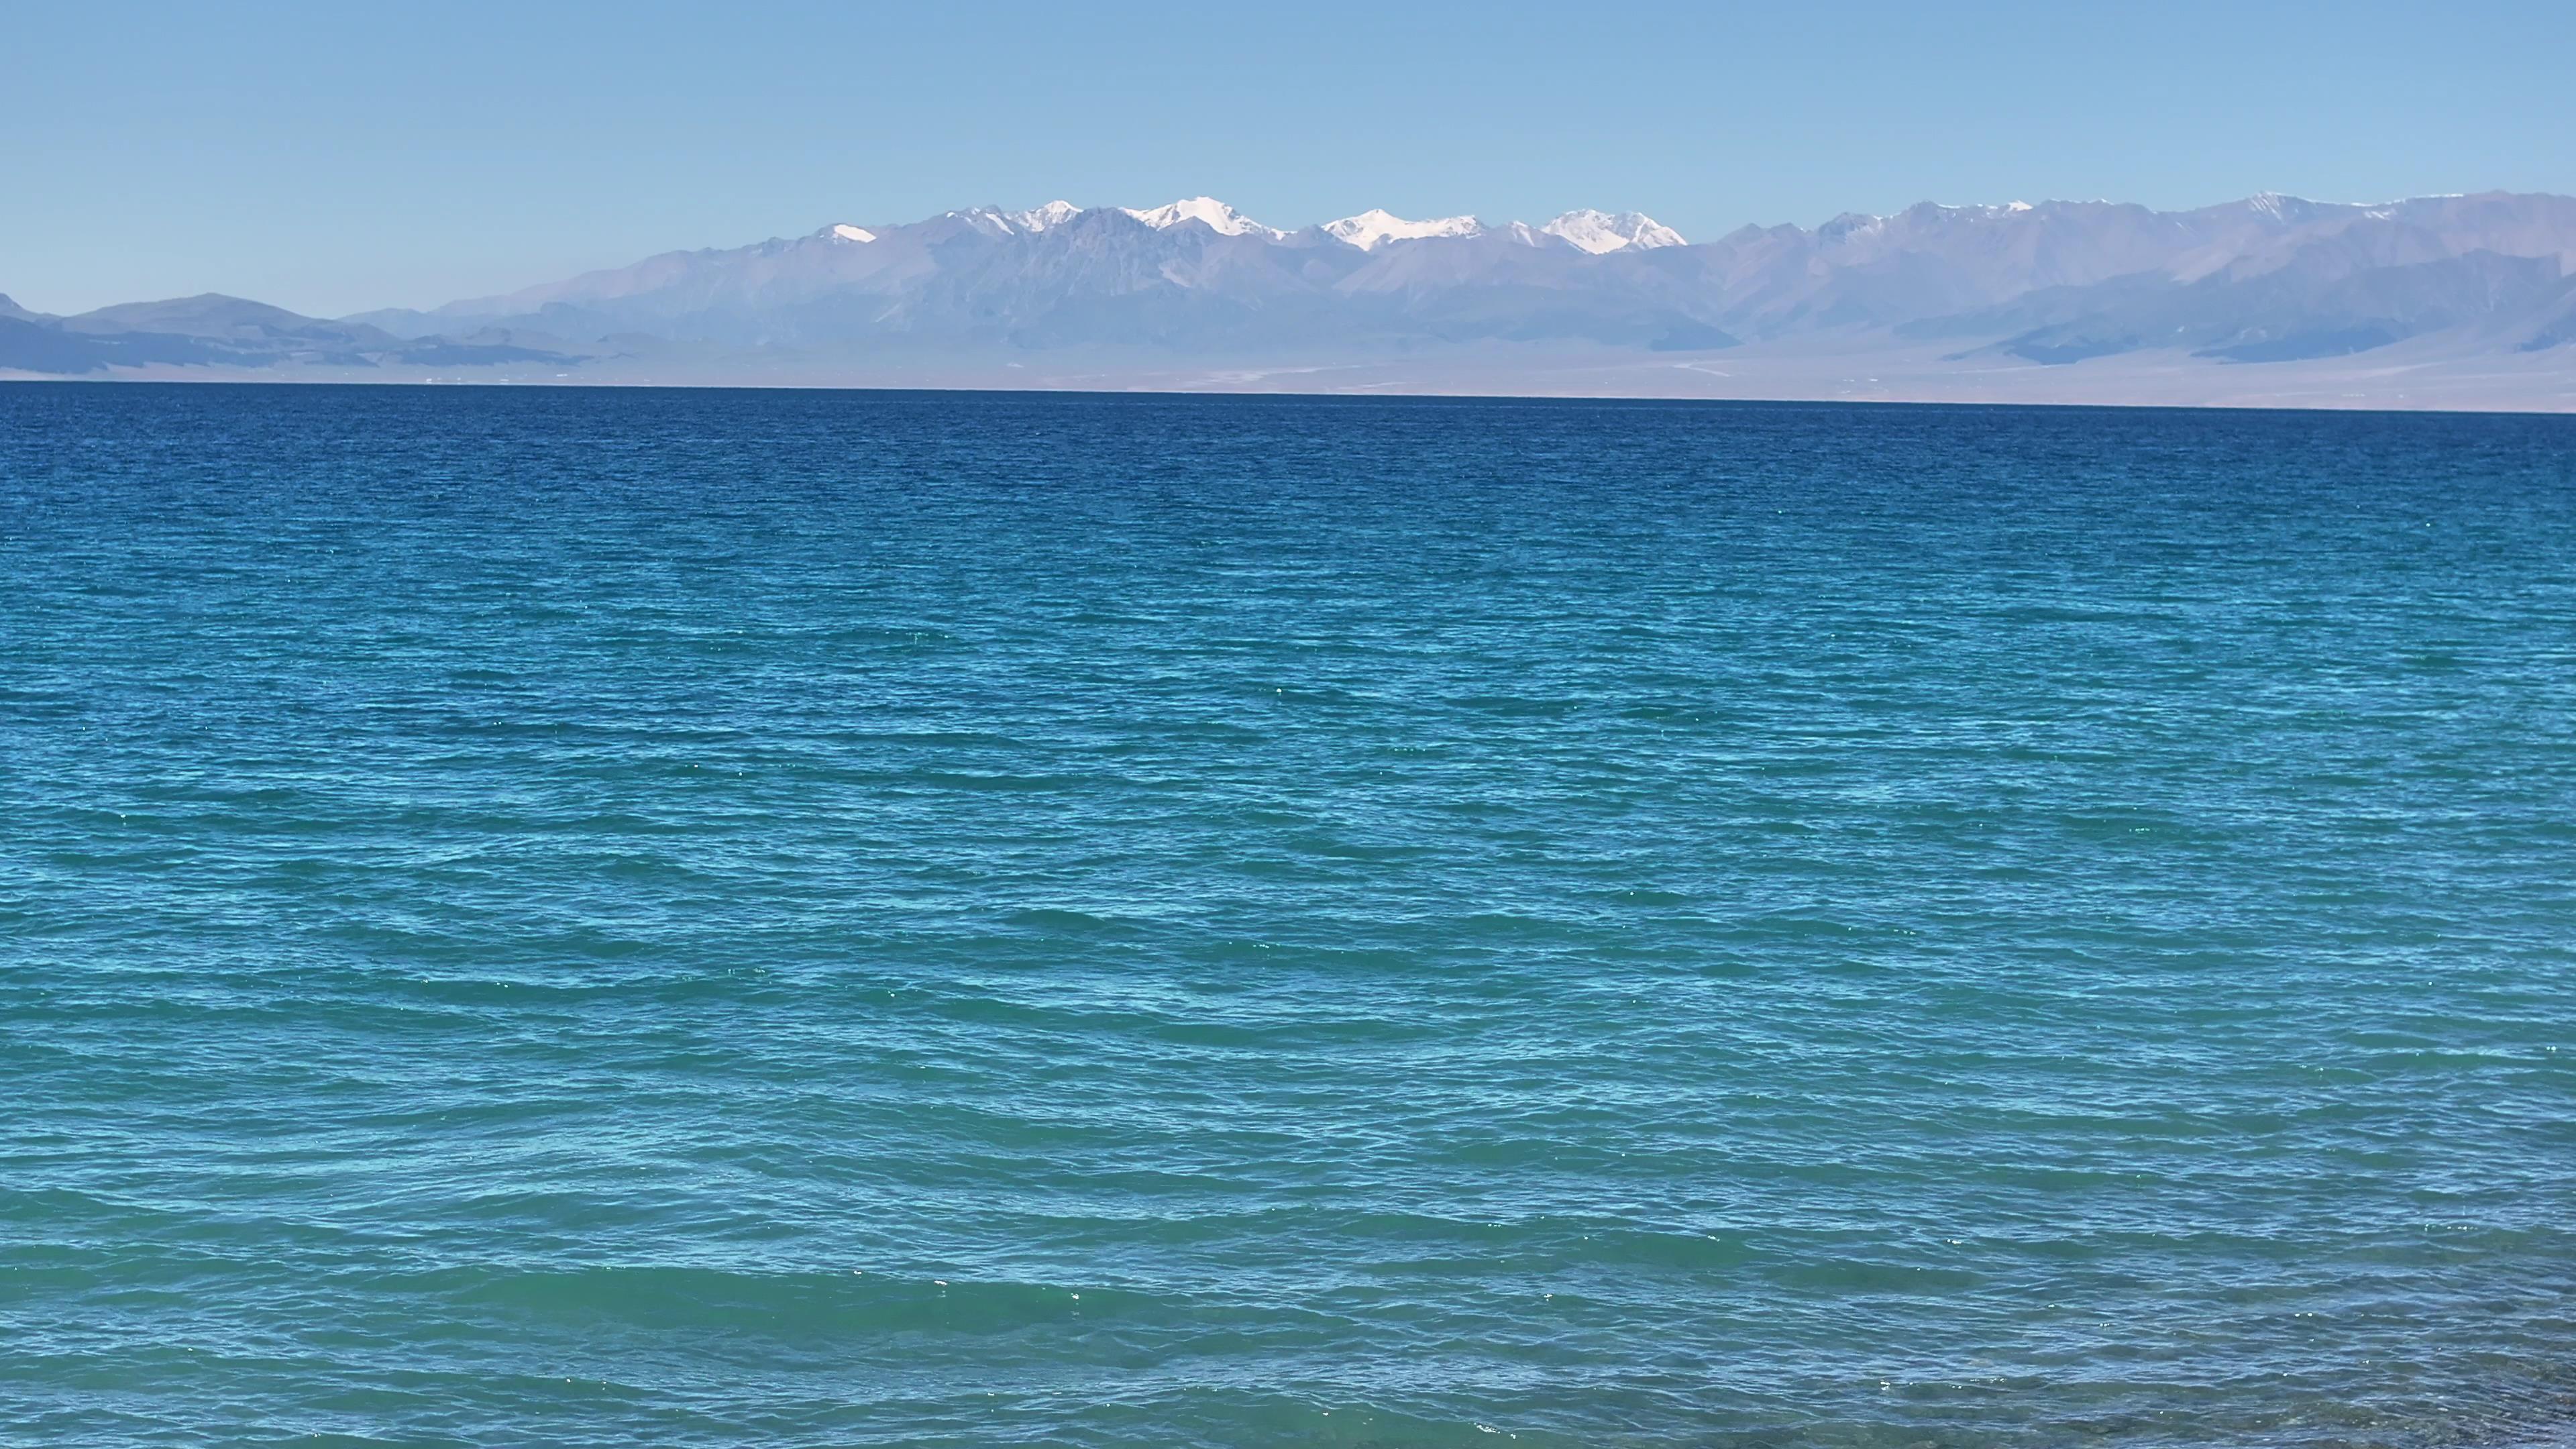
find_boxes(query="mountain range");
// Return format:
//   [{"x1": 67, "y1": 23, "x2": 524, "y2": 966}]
[{"x1": 6, "y1": 193, "x2": 2573, "y2": 407}]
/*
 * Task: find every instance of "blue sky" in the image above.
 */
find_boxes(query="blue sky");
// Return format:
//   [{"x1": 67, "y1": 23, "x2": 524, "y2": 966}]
[{"x1": 5, "y1": 0, "x2": 2571, "y2": 316}]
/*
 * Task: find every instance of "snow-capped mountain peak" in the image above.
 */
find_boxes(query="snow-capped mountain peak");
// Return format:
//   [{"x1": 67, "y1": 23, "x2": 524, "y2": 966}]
[
  {"x1": 943, "y1": 209, "x2": 1020, "y2": 239},
  {"x1": 1122, "y1": 197, "x2": 1281, "y2": 237},
  {"x1": 1539, "y1": 209, "x2": 1686, "y2": 254},
  {"x1": 828, "y1": 224, "x2": 877, "y2": 244},
  {"x1": 1004, "y1": 201, "x2": 1082, "y2": 233},
  {"x1": 941, "y1": 205, "x2": 1083, "y2": 237},
  {"x1": 1322, "y1": 209, "x2": 1487, "y2": 251}
]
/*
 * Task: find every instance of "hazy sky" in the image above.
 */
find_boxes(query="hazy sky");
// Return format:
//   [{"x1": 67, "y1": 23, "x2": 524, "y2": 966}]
[{"x1": 6, "y1": 0, "x2": 2571, "y2": 316}]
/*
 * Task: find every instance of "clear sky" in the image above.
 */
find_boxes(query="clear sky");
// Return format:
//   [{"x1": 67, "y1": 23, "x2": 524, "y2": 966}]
[{"x1": 5, "y1": 0, "x2": 2571, "y2": 317}]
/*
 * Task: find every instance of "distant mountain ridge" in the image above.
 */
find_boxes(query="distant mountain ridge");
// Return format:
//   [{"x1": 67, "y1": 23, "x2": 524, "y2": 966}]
[
  {"x1": 5, "y1": 191, "x2": 2573, "y2": 402},
  {"x1": 0, "y1": 293, "x2": 573, "y2": 375}
]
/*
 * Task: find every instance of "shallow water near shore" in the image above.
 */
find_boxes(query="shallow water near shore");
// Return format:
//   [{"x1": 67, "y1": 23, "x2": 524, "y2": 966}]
[{"x1": 4, "y1": 384, "x2": 2574, "y2": 1447}]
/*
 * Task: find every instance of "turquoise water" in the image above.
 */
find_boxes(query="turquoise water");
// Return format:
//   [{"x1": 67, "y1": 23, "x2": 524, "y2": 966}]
[{"x1": 4, "y1": 385, "x2": 2574, "y2": 1448}]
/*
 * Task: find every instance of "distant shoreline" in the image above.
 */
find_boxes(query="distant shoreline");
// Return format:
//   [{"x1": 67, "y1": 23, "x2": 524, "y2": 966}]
[{"x1": 8, "y1": 354, "x2": 2572, "y2": 415}]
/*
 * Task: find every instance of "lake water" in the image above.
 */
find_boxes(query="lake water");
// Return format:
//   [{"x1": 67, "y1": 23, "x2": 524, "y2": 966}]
[{"x1": 4, "y1": 384, "x2": 2573, "y2": 1447}]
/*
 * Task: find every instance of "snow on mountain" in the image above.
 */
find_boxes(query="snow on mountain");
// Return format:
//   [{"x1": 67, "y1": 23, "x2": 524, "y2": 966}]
[
  {"x1": 1322, "y1": 209, "x2": 1488, "y2": 250},
  {"x1": 1540, "y1": 210, "x2": 1686, "y2": 254},
  {"x1": 1004, "y1": 201, "x2": 1082, "y2": 233},
  {"x1": 207, "y1": 189, "x2": 2574, "y2": 385},
  {"x1": 941, "y1": 202, "x2": 1087, "y2": 236},
  {"x1": 943, "y1": 209, "x2": 1021, "y2": 238},
  {"x1": 1122, "y1": 197, "x2": 1282, "y2": 237}
]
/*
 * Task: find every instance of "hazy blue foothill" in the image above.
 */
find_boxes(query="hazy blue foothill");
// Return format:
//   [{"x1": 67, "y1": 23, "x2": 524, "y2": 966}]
[
  {"x1": 4, "y1": 193, "x2": 2572, "y2": 400},
  {"x1": 4, "y1": 384, "x2": 2573, "y2": 1446}
]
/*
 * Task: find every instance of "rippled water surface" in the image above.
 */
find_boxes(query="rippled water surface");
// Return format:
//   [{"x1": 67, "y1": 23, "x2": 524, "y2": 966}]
[{"x1": 5, "y1": 384, "x2": 2575, "y2": 1447}]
